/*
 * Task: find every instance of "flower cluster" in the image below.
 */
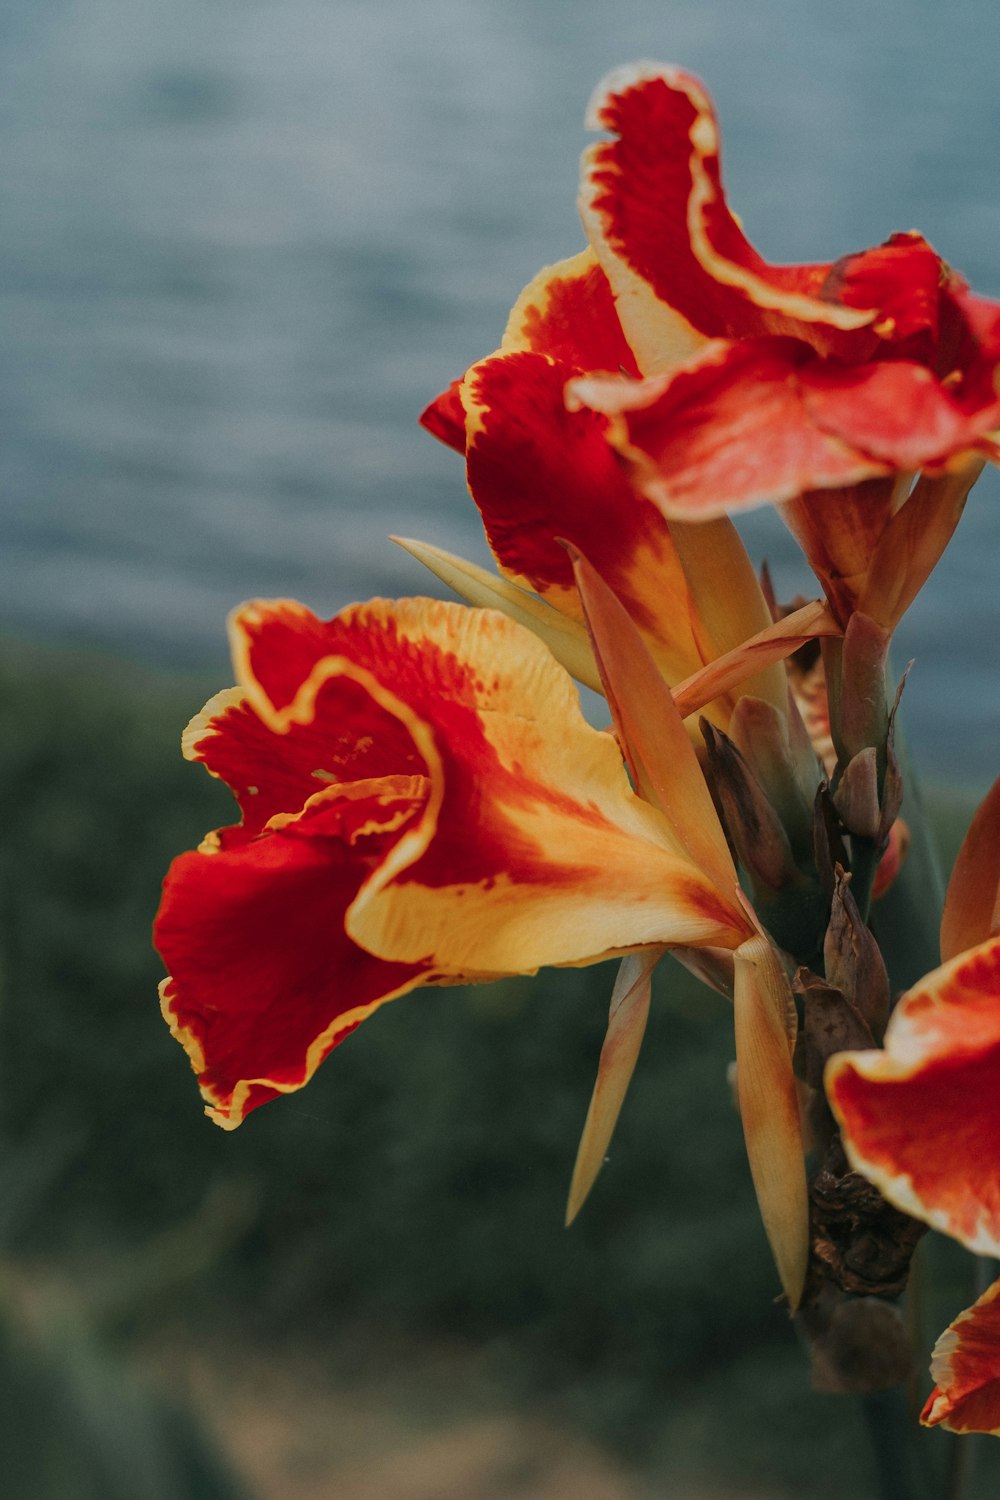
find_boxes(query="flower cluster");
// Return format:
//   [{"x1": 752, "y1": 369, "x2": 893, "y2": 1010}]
[{"x1": 155, "y1": 63, "x2": 1000, "y2": 1432}]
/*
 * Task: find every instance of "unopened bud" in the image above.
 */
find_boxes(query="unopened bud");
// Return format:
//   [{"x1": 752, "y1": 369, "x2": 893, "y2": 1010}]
[
  {"x1": 702, "y1": 722, "x2": 798, "y2": 892},
  {"x1": 824, "y1": 869, "x2": 890, "y2": 1037}
]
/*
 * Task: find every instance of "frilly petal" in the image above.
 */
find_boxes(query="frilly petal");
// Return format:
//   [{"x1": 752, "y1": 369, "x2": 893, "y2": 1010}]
[{"x1": 826, "y1": 936, "x2": 1000, "y2": 1255}]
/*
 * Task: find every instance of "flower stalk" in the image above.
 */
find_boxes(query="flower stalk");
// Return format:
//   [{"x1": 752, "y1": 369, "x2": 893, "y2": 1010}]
[{"x1": 154, "y1": 53, "x2": 1000, "y2": 1480}]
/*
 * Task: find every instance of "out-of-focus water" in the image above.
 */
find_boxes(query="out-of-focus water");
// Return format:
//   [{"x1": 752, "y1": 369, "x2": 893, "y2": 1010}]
[{"x1": 2, "y1": 0, "x2": 998, "y2": 785}]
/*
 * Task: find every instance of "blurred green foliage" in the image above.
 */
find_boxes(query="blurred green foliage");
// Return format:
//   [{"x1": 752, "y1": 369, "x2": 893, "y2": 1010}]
[{"x1": 0, "y1": 639, "x2": 994, "y2": 1497}]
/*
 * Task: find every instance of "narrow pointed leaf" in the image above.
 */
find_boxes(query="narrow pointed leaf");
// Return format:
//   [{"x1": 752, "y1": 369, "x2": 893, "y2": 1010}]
[
  {"x1": 569, "y1": 544, "x2": 740, "y2": 898},
  {"x1": 391, "y1": 536, "x2": 602, "y2": 692},
  {"x1": 941, "y1": 774, "x2": 1000, "y2": 963},
  {"x1": 671, "y1": 599, "x2": 839, "y2": 720},
  {"x1": 565, "y1": 950, "x2": 660, "y2": 1225},
  {"x1": 734, "y1": 935, "x2": 809, "y2": 1309}
]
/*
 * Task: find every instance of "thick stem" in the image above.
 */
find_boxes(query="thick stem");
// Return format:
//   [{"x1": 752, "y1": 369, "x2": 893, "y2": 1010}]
[
  {"x1": 868, "y1": 749, "x2": 944, "y2": 993},
  {"x1": 862, "y1": 1389, "x2": 934, "y2": 1500}
]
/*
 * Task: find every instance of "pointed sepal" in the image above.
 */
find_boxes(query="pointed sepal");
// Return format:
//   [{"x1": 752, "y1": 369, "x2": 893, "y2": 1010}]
[
  {"x1": 734, "y1": 934, "x2": 809, "y2": 1309},
  {"x1": 565, "y1": 950, "x2": 660, "y2": 1225},
  {"x1": 391, "y1": 536, "x2": 602, "y2": 691},
  {"x1": 568, "y1": 544, "x2": 741, "y2": 900}
]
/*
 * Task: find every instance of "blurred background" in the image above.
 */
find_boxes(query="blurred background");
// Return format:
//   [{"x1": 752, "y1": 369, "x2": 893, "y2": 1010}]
[{"x1": 1, "y1": 1, "x2": 998, "y2": 1495}]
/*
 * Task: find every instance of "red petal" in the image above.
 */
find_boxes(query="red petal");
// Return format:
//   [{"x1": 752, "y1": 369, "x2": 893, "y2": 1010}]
[
  {"x1": 823, "y1": 232, "x2": 950, "y2": 348},
  {"x1": 420, "y1": 378, "x2": 467, "y2": 453},
  {"x1": 800, "y1": 358, "x2": 993, "y2": 470},
  {"x1": 827, "y1": 936, "x2": 1000, "y2": 1255},
  {"x1": 573, "y1": 340, "x2": 996, "y2": 525},
  {"x1": 501, "y1": 248, "x2": 640, "y2": 374},
  {"x1": 461, "y1": 350, "x2": 704, "y2": 685},
  {"x1": 570, "y1": 341, "x2": 889, "y2": 520},
  {"x1": 922, "y1": 1278, "x2": 1000, "y2": 1435},
  {"x1": 185, "y1": 674, "x2": 425, "y2": 843},
  {"x1": 156, "y1": 780, "x2": 430, "y2": 1128},
  {"x1": 580, "y1": 64, "x2": 875, "y2": 367}
]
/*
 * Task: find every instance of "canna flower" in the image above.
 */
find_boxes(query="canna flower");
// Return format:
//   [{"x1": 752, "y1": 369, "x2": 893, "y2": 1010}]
[
  {"x1": 418, "y1": 187, "x2": 830, "y2": 730},
  {"x1": 826, "y1": 778, "x2": 1000, "y2": 1433},
  {"x1": 554, "y1": 62, "x2": 1000, "y2": 633},
  {"x1": 155, "y1": 582, "x2": 815, "y2": 1305}
]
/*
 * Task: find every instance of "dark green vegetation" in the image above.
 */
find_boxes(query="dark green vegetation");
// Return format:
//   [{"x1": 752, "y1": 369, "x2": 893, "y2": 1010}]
[{"x1": 0, "y1": 639, "x2": 994, "y2": 1497}]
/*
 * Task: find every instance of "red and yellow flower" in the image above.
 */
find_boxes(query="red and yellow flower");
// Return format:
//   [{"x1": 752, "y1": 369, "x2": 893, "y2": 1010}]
[
  {"x1": 569, "y1": 63, "x2": 1000, "y2": 631},
  {"x1": 425, "y1": 64, "x2": 999, "y2": 640},
  {"x1": 156, "y1": 58, "x2": 998, "y2": 1347},
  {"x1": 827, "y1": 778, "x2": 1000, "y2": 1433},
  {"x1": 155, "y1": 595, "x2": 744, "y2": 1128},
  {"x1": 156, "y1": 576, "x2": 822, "y2": 1305}
]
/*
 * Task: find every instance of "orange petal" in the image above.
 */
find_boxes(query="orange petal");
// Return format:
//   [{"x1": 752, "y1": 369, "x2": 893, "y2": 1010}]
[
  {"x1": 570, "y1": 342, "x2": 996, "y2": 526},
  {"x1": 579, "y1": 63, "x2": 874, "y2": 372},
  {"x1": 568, "y1": 343, "x2": 889, "y2": 521},
  {"x1": 568, "y1": 544, "x2": 741, "y2": 902},
  {"x1": 941, "y1": 775, "x2": 1000, "y2": 964},
  {"x1": 858, "y1": 459, "x2": 984, "y2": 631},
  {"x1": 827, "y1": 936, "x2": 1000, "y2": 1255},
  {"x1": 565, "y1": 949, "x2": 660, "y2": 1225},
  {"x1": 779, "y1": 476, "x2": 903, "y2": 627},
  {"x1": 734, "y1": 935, "x2": 809, "y2": 1309},
  {"x1": 922, "y1": 1278, "x2": 1000, "y2": 1435},
  {"x1": 671, "y1": 598, "x2": 839, "y2": 722},
  {"x1": 664, "y1": 515, "x2": 788, "y2": 715}
]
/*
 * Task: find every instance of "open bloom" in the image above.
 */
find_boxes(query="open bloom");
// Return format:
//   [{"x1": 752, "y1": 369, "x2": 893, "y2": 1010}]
[
  {"x1": 567, "y1": 63, "x2": 1000, "y2": 631},
  {"x1": 420, "y1": 175, "x2": 801, "y2": 726},
  {"x1": 826, "y1": 778, "x2": 1000, "y2": 1433},
  {"x1": 156, "y1": 582, "x2": 816, "y2": 1304},
  {"x1": 426, "y1": 62, "x2": 1000, "y2": 634},
  {"x1": 156, "y1": 595, "x2": 753, "y2": 1129}
]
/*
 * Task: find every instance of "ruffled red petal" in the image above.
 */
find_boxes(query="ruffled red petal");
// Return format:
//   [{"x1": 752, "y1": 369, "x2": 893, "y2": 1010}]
[
  {"x1": 922, "y1": 1278, "x2": 1000, "y2": 1436},
  {"x1": 460, "y1": 351, "x2": 701, "y2": 682},
  {"x1": 572, "y1": 339, "x2": 997, "y2": 523},
  {"x1": 419, "y1": 378, "x2": 467, "y2": 453},
  {"x1": 580, "y1": 65, "x2": 877, "y2": 364},
  {"x1": 156, "y1": 780, "x2": 430, "y2": 1127},
  {"x1": 827, "y1": 937, "x2": 1000, "y2": 1255},
  {"x1": 501, "y1": 249, "x2": 640, "y2": 374}
]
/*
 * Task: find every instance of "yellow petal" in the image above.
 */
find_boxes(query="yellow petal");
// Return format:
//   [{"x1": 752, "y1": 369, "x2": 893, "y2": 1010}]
[
  {"x1": 565, "y1": 950, "x2": 661, "y2": 1225},
  {"x1": 390, "y1": 535, "x2": 602, "y2": 691},
  {"x1": 337, "y1": 599, "x2": 749, "y2": 976},
  {"x1": 734, "y1": 934, "x2": 809, "y2": 1309}
]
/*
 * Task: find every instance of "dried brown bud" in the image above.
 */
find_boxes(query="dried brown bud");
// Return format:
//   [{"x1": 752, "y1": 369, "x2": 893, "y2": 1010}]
[
  {"x1": 824, "y1": 868, "x2": 890, "y2": 1036},
  {"x1": 795, "y1": 967, "x2": 875, "y2": 1090},
  {"x1": 701, "y1": 722, "x2": 798, "y2": 893}
]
